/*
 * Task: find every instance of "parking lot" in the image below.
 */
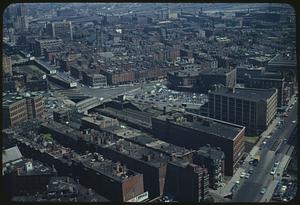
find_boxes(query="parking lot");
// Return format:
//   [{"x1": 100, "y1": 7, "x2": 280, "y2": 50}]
[{"x1": 132, "y1": 83, "x2": 208, "y2": 109}]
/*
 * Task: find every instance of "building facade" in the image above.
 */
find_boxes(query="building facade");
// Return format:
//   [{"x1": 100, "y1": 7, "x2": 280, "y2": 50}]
[
  {"x1": 197, "y1": 68, "x2": 237, "y2": 93},
  {"x1": 33, "y1": 39, "x2": 63, "y2": 57},
  {"x1": 2, "y1": 93, "x2": 44, "y2": 128},
  {"x1": 151, "y1": 112, "x2": 245, "y2": 176},
  {"x1": 208, "y1": 86, "x2": 278, "y2": 134},
  {"x1": 3, "y1": 55, "x2": 12, "y2": 75},
  {"x1": 165, "y1": 159, "x2": 209, "y2": 202},
  {"x1": 46, "y1": 20, "x2": 73, "y2": 41},
  {"x1": 244, "y1": 73, "x2": 286, "y2": 107},
  {"x1": 82, "y1": 71, "x2": 107, "y2": 88},
  {"x1": 193, "y1": 146, "x2": 225, "y2": 190}
]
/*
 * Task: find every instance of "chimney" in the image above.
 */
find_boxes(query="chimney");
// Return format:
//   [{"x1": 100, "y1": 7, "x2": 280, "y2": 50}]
[
  {"x1": 16, "y1": 167, "x2": 21, "y2": 175},
  {"x1": 116, "y1": 163, "x2": 121, "y2": 173},
  {"x1": 171, "y1": 153, "x2": 176, "y2": 161},
  {"x1": 25, "y1": 161, "x2": 33, "y2": 172}
]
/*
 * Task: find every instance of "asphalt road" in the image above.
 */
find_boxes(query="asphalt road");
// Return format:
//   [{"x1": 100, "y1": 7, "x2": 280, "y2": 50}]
[{"x1": 232, "y1": 100, "x2": 298, "y2": 202}]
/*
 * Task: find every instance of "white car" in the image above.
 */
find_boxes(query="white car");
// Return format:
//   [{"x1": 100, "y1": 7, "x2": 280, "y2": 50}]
[
  {"x1": 266, "y1": 135, "x2": 271, "y2": 139},
  {"x1": 240, "y1": 172, "x2": 246, "y2": 178},
  {"x1": 270, "y1": 169, "x2": 276, "y2": 175},
  {"x1": 292, "y1": 120, "x2": 296, "y2": 124}
]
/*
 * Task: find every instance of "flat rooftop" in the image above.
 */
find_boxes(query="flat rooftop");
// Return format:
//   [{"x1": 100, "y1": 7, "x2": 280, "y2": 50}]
[
  {"x1": 197, "y1": 146, "x2": 225, "y2": 161},
  {"x1": 72, "y1": 153, "x2": 138, "y2": 182},
  {"x1": 209, "y1": 86, "x2": 277, "y2": 102},
  {"x1": 155, "y1": 112, "x2": 244, "y2": 140},
  {"x1": 47, "y1": 176, "x2": 110, "y2": 202},
  {"x1": 10, "y1": 128, "x2": 139, "y2": 182},
  {"x1": 249, "y1": 56, "x2": 271, "y2": 62},
  {"x1": 41, "y1": 121, "x2": 169, "y2": 168},
  {"x1": 105, "y1": 125, "x2": 193, "y2": 157},
  {"x1": 17, "y1": 160, "x2": 53, "y2": 176},
  {"x1": 81, "y1": 114, "x2": 118, "y2": 125},
  {"x1": 168, "y1": 67, "x2": 202, "y2": 77},
  {"x1": 2, "y1": 91, "x2": 42, "y2": 107},
  {"x1": 108, "y1": 139, "x2": 169, "y2": 168},
  {"x1": 200, "y1": 67, "x2": 234, "y2": 76},
  {"x1": 268, "y1": 53, "x2": 297, "y2": 67}
]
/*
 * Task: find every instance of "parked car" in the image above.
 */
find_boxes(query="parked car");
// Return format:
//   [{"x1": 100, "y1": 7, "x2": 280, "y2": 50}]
[
  {"x1": 270, "y1": 169, "x2": 276, "y2": 175},
  {"x1": 248, "y1": 168, "x2": 254, "y2": 174},
  {"x1": 245, "y1": 173, "x2": 251, "y2": 179},
  {"x1": 260, "y1": 187, "x2": 267, "y2": 194},
  {"x1": 240, "y1": 171, "x2": 246, "y2": 178}
]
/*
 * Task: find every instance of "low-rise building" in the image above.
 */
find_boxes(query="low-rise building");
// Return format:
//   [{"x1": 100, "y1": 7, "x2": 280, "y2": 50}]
[{"x1": 82, "y1": 70, "x2": 107, "y2": 88}]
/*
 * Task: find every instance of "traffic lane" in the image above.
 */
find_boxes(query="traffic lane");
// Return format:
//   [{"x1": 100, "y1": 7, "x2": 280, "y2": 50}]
[
  {"x1": 265, "y1": 109, "x2": 297, "y2": 151},
  {"x1": 233, "y1": 181, "x2": 262, "y2": 202},
  {"x1": 233, "y1": 151, "x2": 275, "y2": 201},
  {"x1": 234, "y1": 101, "x2": 297, "y2": 202}
]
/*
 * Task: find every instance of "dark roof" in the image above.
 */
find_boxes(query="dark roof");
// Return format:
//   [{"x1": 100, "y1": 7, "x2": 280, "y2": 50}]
[
  {"x1": 197, "y1": 146, "x2": 225, "y2": 160},
  {"x1": 168, "y1": 67, "x2": 201, "y2": 77},
  {"x1": 155, "y1": 112, "x2": 244, "y2": 140},
  {"x1": 200, "y1": 67, "x2": 235, "y2": 76},
  {"x1": 209, "y1": 86, "x2": 277, "y2": 102},
  {"x1": 268, "y1": 53, "x2": 296, "y2": 67}
]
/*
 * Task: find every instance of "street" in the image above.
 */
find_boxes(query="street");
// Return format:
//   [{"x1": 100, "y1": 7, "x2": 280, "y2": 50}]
[{"x1": 232, "y1": 98, "x2": 297, "y2": 202}]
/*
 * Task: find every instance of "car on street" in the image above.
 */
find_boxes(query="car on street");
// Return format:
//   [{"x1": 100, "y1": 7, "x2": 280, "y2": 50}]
[
  {"x1": 292, "y1": 120, "x2": 296, "y2": 124},
  {"x1": 266, "y1": 135, "x2": 271, "y2": 139},
  {"x1": 245, "y1": 173, "x2": 251, "y2": 179},
  {"x1": 260, "y1": 187, "x2": 267, "y2": 195},
  {"x1": 262, "y1": 140, "x2": 267, "y2": 145},
  {"x1": 240, "y1": 172, "x2": 246, "y2": 178},
  {"x1": 248, "y1": 168, "x2": 254, "y2": 174},
  {"x1": 270, "y1": 168, "x2": 276, "y2": 175},
  {"x1": 274, "y1": 161, "x2": 279, "y2": 166}
]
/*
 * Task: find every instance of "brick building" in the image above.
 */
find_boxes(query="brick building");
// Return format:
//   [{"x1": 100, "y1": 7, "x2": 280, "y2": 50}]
[{"x1": 152, "y1": 112, "x2": 245, "y2": 176}]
